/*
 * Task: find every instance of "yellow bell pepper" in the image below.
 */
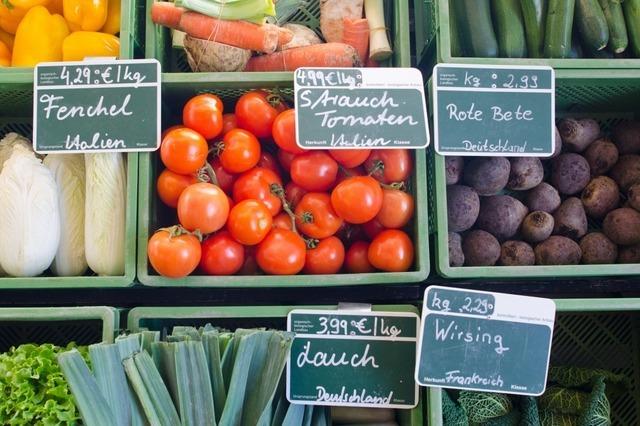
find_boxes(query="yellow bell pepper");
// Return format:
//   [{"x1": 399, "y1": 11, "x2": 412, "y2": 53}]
[
  {"x1": 100, "y1": 0, "x2": 119, "y2": 34},
  {"x1": 11, "y1": 6, "x2": 69, "y2": 66},
  {"x1": 62, "y1": 31, "x2": 119, "y2": 61},
  {"x1": 0, "y1": 40, "x2": 10, "y2": 66},
  {"x1": 0, "y1": 0, "x2": 50, "y2": 33},
  {"x1": 0, "y1": 28, "x2": 14, "y2": 50},
  {"x1": 63, "y1": 0, "x2": 107, "y2": 31},
  {"x1": 47, "y1": 0, "x2": 62, "y2": 14}
]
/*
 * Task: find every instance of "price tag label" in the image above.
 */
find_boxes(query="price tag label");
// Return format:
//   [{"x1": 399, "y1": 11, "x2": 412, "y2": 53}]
[
  {"x1": 287, "y1": 309, "x2": 419, "y2": 408},
  {"x1": 33, "y1": 59, "x2": 161, "y2": 153},
  {"x1": 416, "y1": 286, "x2": 555, "y2": 396},
  {"x1": 433, "y1": 64, "x2": 555, "y2": 157},
  {"x1": 294, "y1": 67, "x2": 430, "y2": 150}
]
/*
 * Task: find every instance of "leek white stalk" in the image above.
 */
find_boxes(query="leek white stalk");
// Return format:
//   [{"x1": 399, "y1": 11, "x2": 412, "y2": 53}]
[
  {"x1": 44, "y1": 154, "x2": 87, "y2": 276},
  {"x1": 85, "y1": 153, "x2": 126, "y2": 276},
  {"x1": 364, "y1": 0, "x2": 393, "y2": 61},
  {"x1": 0, "y1": 145, "x2": 60, "y2": 277}
]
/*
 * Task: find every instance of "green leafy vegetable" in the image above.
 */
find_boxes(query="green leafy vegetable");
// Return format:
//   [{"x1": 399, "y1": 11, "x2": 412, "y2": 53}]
[
  {"x1": 0, "y1": 343, "x2": 86, "y2": 425},
  {"x1": 540, "y1": 410, "x2": 579, "y2": 426},
  {"x1": 519, "y1": 396, "x2": 540, "y2": 425},
  {"x1": 548, "y1": 367, "x2": 629, "y2": 389},
  {"x1": 458, "y1": 391, "x2": 512, "y2": 423},
  {"x1": 442, "y1": 390, "x2": 469, "y2": 426},
  {"x1": 578, "y1": 376, "x2": 611, "y2": 426},
  {"x1": 485, "y1": 407, "x2": 520, "y2": 425},
  {"x1": 539, "y1": 387, "x2": 590, "y2": 415}
]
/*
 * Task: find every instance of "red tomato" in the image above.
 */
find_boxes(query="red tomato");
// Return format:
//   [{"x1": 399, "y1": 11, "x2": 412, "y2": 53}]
[
  {"x1": 239, "y1": 245, "x2": 260, "y2": 275},
  {"x1": 209, "y1": 157, "x2": 237, "y2": 194},
  {"x1": 221, "y1": 113, "x2": 237, "y2": 136},
  {"x1": 161, "y1": 124, "x2": 184, "y2": 140},
  {"x1": 345, "y1": 241, "x2": 376, "y2": 273},
  {"x1": 272, "y1": 109, "x2": 305, "y2": 154},
  {"x1": 362, "y1": 219, "x2": 385, "y2": 240},
  {"x1": 178, "y1": 182, "x2": 230, "y2": 234},
  {"x1": 235, "y1": 90, "x2": 284, "y2": 138},
  {"x1": 219, "y1": 129, "x2": 261, "y2": 174},
  {"x1": 273, "y1": 212, "x2": 294, "y2": 230},
  {"x1": 368, "y1": 230, "x2": 414, "y2": 272},
  {"x1": 257, "y1": 229, "x2": 306, "y2": 275},
  {"x1": 227, "y1": 199, "x2": 273, "y2": 245},
  {"x1": 232, "y1": 167, "x2": 283, "y2": 216},
  {"x1": 331, "y1": 176, "x2": 383, "y2": 224},
  {"x1": 257, "y1": 151, "x2": 282, "y2": 176},
  {"x1": 285, "y1": 181, "x2": 307, "y2": 209},
  {"x1": 290, "y1": 151, "x2": 338, "y2": 191},
  {"x1": 364, "y1": 150, "x2": 412, "y2": 184},
  {"x1": 148, "y1": 227, "x2": 201, "y2": 278},
  {"x1": 199, "y1": 231, "x2": 244, "y2": 275},
  {"x1": 336, "y1": 222, "x2": 367, "y2": 247},
  {"x1": 278, "y1": 149, "x2": 297, "y2": 173},
  {"x1": 156, "y1": 169, "x2": 197, "y2": 208},
  {"x1": 160, "y1": 128, "x2": 208, "y2": 175},
  {"x1": 295, "y1": 193, "x2": 343, "y2": 239},
  {"x1": 329, "y1": 149, "x2": 371, "y2": 168},
  {"x1": 304, "y1": 237, "x2": 345, "y2": 274},
  {"x1": 376, "y1": 189, "x2": 414, "y2": 228},
  {"x1": 335, "y1": 166, "x2": 365, "y2": 186},
  {"x1": 183, "y1": 94, "x2": 224, "y2": 140}
]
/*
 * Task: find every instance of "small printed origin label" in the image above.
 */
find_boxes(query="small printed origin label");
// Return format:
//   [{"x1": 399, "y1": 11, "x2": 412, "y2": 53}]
[
  {"x1": 294, "y1": 67, "x2": 430, "y2": 150},
  {"x1": 33, "y1": 59, "x2": 161, "y2": 153},
  {"x1": 287, "y1": 309, "x2": 420, "y2": 408},
  {"x1": 433, "y1": 64, "x2": 555, "y2": 157},
  {"x1": 416, "y1": 286, "x2": 555, "y2": 396}
]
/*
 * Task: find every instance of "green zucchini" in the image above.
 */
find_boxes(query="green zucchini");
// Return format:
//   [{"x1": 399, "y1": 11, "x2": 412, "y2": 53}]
[
  {"x1": 521, "y1": 0, "x2": 548, "y2": 58},
  {"x1": 449, "y1": 0, "x2": 465, "y2": 56},
  {"x1": 492, "y1": 0, "x2": 527, "y2": 57},
  {"x1": 452, "y1": 0, "x2": 498, "y2": 57},
  {"x1": 569, "y1": 29, "x2": 584, "y2": 57},
  {"x1": 575, "y1": 0, "x2": 609, "y2": 51},
  {"x1": 544, "y1": 0, "x2": 576, "y2": 57},
  {"x1": 623, "y1": 0, "x2": 640, "y2": 57},
  {"x1": 598, "y1": 0, "x2": 628, "y2": 53}
]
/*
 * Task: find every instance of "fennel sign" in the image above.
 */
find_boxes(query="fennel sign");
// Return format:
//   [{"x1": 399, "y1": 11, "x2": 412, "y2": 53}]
[
  {"x1": 286, "y1": 309, "x2": 419, "y2": 409},
  {"x1": 294, "y1": 67, "x2": 430, "y2": 149},
  {"x1": 33, "y1": 59, "x2": 161, "y2": 153},
  {"x1": 433, "y1": 64, "x2": 555, "y2": 156},
  {"x1": 416, "y1": 286, "x2": 556, "y2": 396}
]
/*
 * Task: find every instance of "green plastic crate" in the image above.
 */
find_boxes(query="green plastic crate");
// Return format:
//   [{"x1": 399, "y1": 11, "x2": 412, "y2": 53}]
[
  {"x1": 128, "y1": 304, "x2": 423, "y2": 426},
  {"x1": 0, "y1": 116, "x2": 138, "y2": 288},
  {"x1": 137, "y1": 79, "x2": 429, "y2": 287},
  {"x1": 413, "y1": 0, "x2": 437, "y2": 67},
  {"x1": 0, "y1": 0, "x2": 143, "y2": 85},
  {"x1": 146, "y1": 0, "x2": 411, "y2": 80},
  {"x1": 432, "y1": 69, "x2": 640, "y2": 279},
  {"x1": 427, "y1": 298, "x2": 640, "y2": 425},
  {"x1": 433, "y1": 0, "x2": 640, "y2": 69},
  {"x1": 0, "y1": 306, "x2": 118, "y2": 352}
]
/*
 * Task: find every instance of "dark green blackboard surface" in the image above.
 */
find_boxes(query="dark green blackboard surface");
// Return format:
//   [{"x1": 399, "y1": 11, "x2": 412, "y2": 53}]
[
  {"x1": 433, "y1": 64, "x2": 555, "y2": 156},
  {"x1": 417, "y1": 286, "x2": 555, "y2": 396},
  {"x1": 287, "y1": 309, "x2": 419, "y2": 408},
  {"x1": 33, "y1": 59, "x2": 160, "y2": 153},
  {"x1": 294, "y1": 68, "x2": 430, "y2": 150}
]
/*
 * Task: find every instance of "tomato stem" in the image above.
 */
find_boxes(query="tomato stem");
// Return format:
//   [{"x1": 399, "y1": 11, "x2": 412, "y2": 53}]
[
  {"x1": 197, "y1": 162, "x2": 220, "y2": 187},
  {"x1": 270, "y1": 183, "x2": 298, "y2": 234},
  {"x1": 300, "y1": 211, "x2": 313, "y2": 224},
  {"x1": 157, "y1": 225, "x2": 203, "y2": 242},
  {"x1": 305, "y1": 238, "x2": 319, "y2": 249},
  {"x1": 368, "y1": 160, "x2": 385, "y2": 176},
  {"x1": 380, "y1": 181, "x2": 406, "y2": 191}
]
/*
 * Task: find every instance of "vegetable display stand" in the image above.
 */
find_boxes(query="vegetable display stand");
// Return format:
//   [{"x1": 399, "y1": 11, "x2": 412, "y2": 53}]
[
  {"x1": 0, "y1": 306, "x2": 118, "y2": 351},
  {"x1": 426, "y1": 298, "x2": 640, "y2": 425},
  {"x1": 137, "y1": 80, "x2": 429, "y2": 287},
  {"x1": 0, "y1": 116, "x2": 138, "y2": 288},
  {"x1": 146, "y1": 0, "x2": 411, "y2": 80},
  {"x1": 432, "y1": 69, "x2": 640, "y2": 279},
  {"x1": 127, "y1": 304, "x2": 423, "y2": 425},
  {"x1": 0, "y1": 0, "x2": 142, "y2": 85},
  {"x1": 430, "y1": 0, "x2": 640, "y2": 69}
]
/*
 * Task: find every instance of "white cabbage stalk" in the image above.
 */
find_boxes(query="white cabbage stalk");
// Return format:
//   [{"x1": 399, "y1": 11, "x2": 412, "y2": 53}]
[
  {"x1": 44, "y1": 154, "x2": 87, "y2": 276},
  {"x1": 0, "y1": 133, "x2": 33, "y2": 171},
  {"x1": 0, "y1": 145, "x2": 60, "y2": 277},
  {"x1": 85, "y1": 153, "x2": 126, "y2": 276}
]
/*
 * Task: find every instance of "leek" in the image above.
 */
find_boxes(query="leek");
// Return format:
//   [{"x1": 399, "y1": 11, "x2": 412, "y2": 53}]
[
  {"x1": 203, "y1": 331, "x2": 227, "y2": 422},
  {"x1": 115, "y1": 335, "x2": 146, "y2": 426},
  {"x1": 282, "y1": 404, "x2": 305, "y2": 426},
  {"x1": 152, "y1": 342, "x2": 180, "y2": 406},
  {"x1": 57, "y1": 349, "x2": 116, "y2": 426},
  {"x1": 174, "y1": 341, "x2": 217, "y2": 426},
  {"x1": 174, "y1": 0, "x2": 275, "y2": 21},
  {"x1": 88, "y1": 343, "x2": 130, "y2": 426},
  {"x1": 219, "y1": 331, "x2": 259, "y2": 425},
  {"x1": 85, "y1": 153, "x2": 126, "y2": 276}
]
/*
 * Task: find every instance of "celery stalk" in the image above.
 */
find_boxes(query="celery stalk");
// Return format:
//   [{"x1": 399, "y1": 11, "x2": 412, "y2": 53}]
[{"x1": 89, "y1": 343, "x2": 131, "y2": 426}]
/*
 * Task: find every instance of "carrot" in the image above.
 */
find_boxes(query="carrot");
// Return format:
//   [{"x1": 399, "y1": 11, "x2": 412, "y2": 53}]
[
  {"x1": 151, "y1": 2, "x2": 185, "y2": 30},
  {"x1": 277, "y1": 26, "x2": 295, "y2": 47},
  {"x1": 342, "y1": 18, "x2": 369, "y2": 64},
  {"x1": 244, "y1": 42, "x2": 361, "y2": 72}
]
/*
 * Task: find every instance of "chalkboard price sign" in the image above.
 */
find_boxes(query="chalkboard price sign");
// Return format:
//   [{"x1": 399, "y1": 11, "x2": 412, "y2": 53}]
[
  {"x1": 294, "y1": 67, "x2": 430, "y2": 150},
  {"x1": 416, "y1": 286, "x2": 555, "y2": 396},
  {"x1": 433, "y1": 64, "x2": 555, "y2": 157},
  {"x1": 287, "y1": 309, "x2": 419, "y2": 408},
  {"x1": 33, "y1": 59, "x2": 161, "y2": 153}
]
